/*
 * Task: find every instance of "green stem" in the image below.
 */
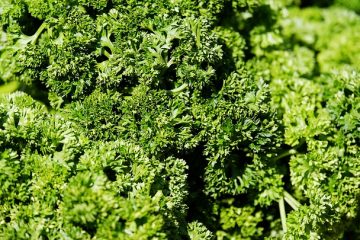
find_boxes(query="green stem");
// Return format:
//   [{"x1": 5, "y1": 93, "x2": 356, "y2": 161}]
[
  {"x1": 101, "y1": 32, "x2": 115, "y2": 53},
  {"x1": 30, "y1": 22, "x2": 47, "y2": 45},
  {"x1": 0, "y1": 81, "x2": 20, "y2": 94},
  {"x1": 103, "y1": 49, "x2": 112, "y2": 59},
  {"x1": 273, "y1": 138, "x2": 307, "y2": 162},
  {"x1": 272, "y1": 149, "x2": 297, "y2": 161},
  {"x1": 279, "y1": 197, "x2": 287, "y2": 233},
  {"x1": 284, "y1": 191, "x2": 301, "y2": 210},
  {"x1": 170, "y1": 83, "x2": 188, "y2": 93}
]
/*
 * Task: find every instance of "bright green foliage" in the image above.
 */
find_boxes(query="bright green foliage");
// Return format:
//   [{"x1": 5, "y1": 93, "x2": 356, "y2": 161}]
[
  {"x1": 335, "y1": 0, "x2": 360, "y2": 12},
  {"x1": 255, "y1": 5, "x2": 360, "y2": 239},
  {"x1": 301, "y1": 0, "x2": 360, "y2": 12},
  {"x1": 281, "y1": 7, "x2": 360, "y2": 72},
  {"x1": 216, "y1": 201, "x2": 264, "y2": 239},
  {"x1": 188, "y1": 221, "x2": 214, "y2": 240},
  {"x1": 0, "y1": 93, "x2": 189, "y2": 239},
  {"x1": 282, "y1": 70, "x2": 360, "y2": 239},
  {"x1": 1, "y1": 0, "x2": 360, "y2": 239}
]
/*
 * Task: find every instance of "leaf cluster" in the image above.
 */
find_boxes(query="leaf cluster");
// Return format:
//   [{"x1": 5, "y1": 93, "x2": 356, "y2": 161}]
[{"x1": 0, "y1": 0, "x2": 359, "y2": 239}]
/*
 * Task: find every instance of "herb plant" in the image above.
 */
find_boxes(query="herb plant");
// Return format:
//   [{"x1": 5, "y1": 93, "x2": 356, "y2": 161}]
[{"x1": 0, "y1": 0, "x2": 359, "y2": 239}]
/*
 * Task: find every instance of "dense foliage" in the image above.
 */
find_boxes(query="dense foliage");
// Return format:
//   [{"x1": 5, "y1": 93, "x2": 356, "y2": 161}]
[{"x1": 0, "y1": 0, "x2": 359, "y2": 239}]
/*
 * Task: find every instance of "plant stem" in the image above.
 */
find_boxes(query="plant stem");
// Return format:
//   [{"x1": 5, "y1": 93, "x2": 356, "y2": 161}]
[
  {"x1": 272, "y1": 149, "x2": 297, "y2": 161},
  {"x1": 279, "y1": 197, "x2": 287, "y2": 233},
  {"x1": 170, "y1": 83, "x2": 188, "y2": 93},
  {"x1": 103, "y1": 50, "x2": 112, "y2": 59},
  {"x1": 284, "y1": 191, "x2": 301, "y2": 210},
  {"x1": 31, "y1": 22, "x2": 47, "y2": 45},
  {"x1": 101, "y1": 33, "x2": 115, "y2": 53}
]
